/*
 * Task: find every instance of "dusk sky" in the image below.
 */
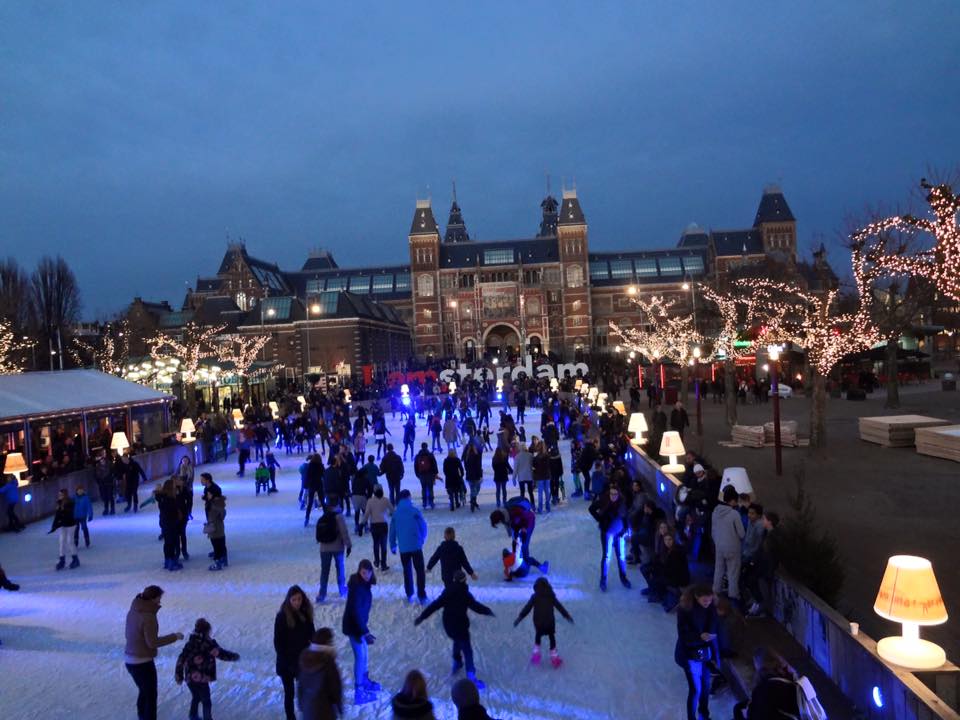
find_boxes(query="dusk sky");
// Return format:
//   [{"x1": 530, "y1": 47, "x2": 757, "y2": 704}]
[{"x1": 2, "y1": 2, "x2": 958, "y2": 318}]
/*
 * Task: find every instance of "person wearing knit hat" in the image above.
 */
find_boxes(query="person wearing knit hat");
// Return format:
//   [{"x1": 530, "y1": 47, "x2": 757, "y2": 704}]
[
  {"x1": 297, "y1": 627, "x2": 343, "y2": 719},
  {"x1": 450, "y1": 677, "x2": 501, "y2": 720}
]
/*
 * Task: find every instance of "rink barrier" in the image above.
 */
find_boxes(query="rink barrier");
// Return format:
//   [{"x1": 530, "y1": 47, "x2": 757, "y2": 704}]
[{"x1": 626, "y1": 444, "x2": 960, "y2": 720}]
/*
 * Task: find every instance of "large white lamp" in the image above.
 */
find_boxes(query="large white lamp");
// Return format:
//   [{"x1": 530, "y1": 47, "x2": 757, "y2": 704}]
[
  {"x1": 574, "y1": 378, "x2": 583, "y2": 390},
  {"x1": 110, "y1": 431, "x2": 130, "y2": 454},
  {"x1": 3, "y1": 452, "x2": 30, "y2": 487},
  {"x1": 612, "y1": 400, "x2": 626, "y2": 415},
  {"x1": 874, "y1": 555, "x2": 948, "y2": 670},
  {"x1": 628, "y1": 413, "x2": 648, "y2": 444},
  {"x1": 719, "y1": 467, "x2": 753, "y2": 499},
  {"x1": 179, "y1": 418, "x2": 196, "y2": 442},
  {"x1": 448, "y1": 380, "x2": 457, "y2": 394},
  {"x1": 268, "y1": 401, "x2": 280, "y2": 419},
  {"x1": 659, "y1": 431, "x2": 685, "y2": 473}
]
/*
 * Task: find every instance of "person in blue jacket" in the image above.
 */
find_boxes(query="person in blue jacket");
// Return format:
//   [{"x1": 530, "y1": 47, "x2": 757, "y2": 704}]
[
  {"x1": 73, "y1": 484, "x2": 94, "y2": 548},
  {"x1": 2, "y1": 475, "x2": 24, "y2": 532},
  {"x1": 389, "y1": 489, "x2": 429, "y2": 604},
  {"x1": 342, "y1": 559, "x2": 380, "y2": 706}
]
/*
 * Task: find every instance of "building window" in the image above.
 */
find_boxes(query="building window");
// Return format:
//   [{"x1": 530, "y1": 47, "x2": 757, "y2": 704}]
[
  {"x1": 682, "y1": 256, "x2": 704, "y2": 274},
  {"x1": 235, "y1": 292, "x2": 247, "y2": 310},
  {"x1": 348, "y1": 276, "x2": 370, "y2": 293},
  {"x1": 658, "y1": 257, "x2": 682, "y2": 275},
  {"x1": 325, "y1": 277, "x2": 347, "y2": 292},
  {"x1": 439, "y1": 275, "x2": 455, "y2": 290},
  {"x1": 305, "y1": 279, "x2": 324, "y2": 294},
  {"x1": 543, "y1": 268, "x2": 560, "y2": 284},
  {"x1": 566, "y1": 265, "x2": 584, "y2": 288},
  {"x1": 484, "y1": 249, "x2": 514, "y2": 265},
  {"x1": 589, "y1": 261, "x2": 609, "y2": 281},
  {"x1": 594, "y1": 325, "x2": 608, "y2": 348},
  {"x1": 395, "y1": 273, "x2": 411, "y2": 291},
  {"x1": 423, "y1": 308, "x2": 432, "y2": 320},
  {"x1": 458, "y1": 274, "x2": 475, "y2": 288},
  {"x1": 572, "y1": 300, "x2": 582, "y2": 312},
  {"x1": 527, "y1": 298, "x2": 541, "y2": 316},
  {"x1": 609, "y1": 260, "x2": 633, "y2": 280},
  {"x1": 417, "y1": 274, "x2": 434, "y2": 298},
  {"x1": 372, "y1": 275, "x2": 394, "y2": 293},
  {"x1": 312, "y1": 291, "x2": 339, "y2": 315},
  {"x1": 636, "y1": 258, "x2": 657, "y2": 277}
]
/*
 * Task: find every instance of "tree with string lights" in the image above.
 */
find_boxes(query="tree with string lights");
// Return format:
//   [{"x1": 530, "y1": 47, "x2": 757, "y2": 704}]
[
  {"x1": 71, "y1": 320, "x2": 131, "y2": 375},
  {"x1": 150, "y1": 322, "x2": 226, "y2": 415},
  {"x1": 0, "y1": 318, "x2": 27, "y2": 375},
  {"x1": 216, "y1": 333, "x2": 270, "y2": 404},
  {"x1": 851, "y1": 178, "x2": 960, "y2": 302},
  {"x1": 738, "y1": 279, "x2": 879, "y2": 448}
]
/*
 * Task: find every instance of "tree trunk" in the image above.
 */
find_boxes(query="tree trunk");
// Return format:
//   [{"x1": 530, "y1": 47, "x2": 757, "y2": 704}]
[
  {"x1": 724, "y1": 358, "x2": 738, "y2": 427},
  {"x1": 242, "y1": 376, "x2": 250, "y2": 407},
  {"x1": 680, "y1": 364, "x2": 689, "y2": 407},
  {"x1": 884, "y1": 339, "x2": 900, "y2": 409},
  {"x1": 810, "y1": 371, "x2": 828, "y2": 448},
  {"x1": 185, "y1": 381, "x2": 197, "y2": 418}
]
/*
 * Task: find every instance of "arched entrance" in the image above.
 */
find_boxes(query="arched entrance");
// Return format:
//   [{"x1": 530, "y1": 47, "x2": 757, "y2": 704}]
[{"x1": 483, "y1": 324, "x2": 521, "y2": 361}]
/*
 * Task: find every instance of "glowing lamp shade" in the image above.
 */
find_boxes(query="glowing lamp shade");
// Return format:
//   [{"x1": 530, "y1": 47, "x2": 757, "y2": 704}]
[
  {"x1": 628, "y1": 413, "x2": 648, "y2": 443},
  {"x1": 873, "y1": 555, "x2": 948, "y2": 670},
  {"x1": 400, "y1": 384, "x2": 410, "y2": 395},
  {"x1": 3, "y1": 452, "x2": 29, "y2": 486},
  {"x1": 448, "y1": 380, "x2": 457, "y2": 394},
  {"x1": 658, "y1": 431, "x2": 685, "y2": 473},
  {"x1": 297, "y1": 395, "x2": 306, "y2": 410},
  {"x1": 110, "y1": 431, "x2": 130, "y2": 452},
  {"x1": 612, "y1": 401, "x2": 626, "y2": 415},
  {"x1": 231, "y1": 409, "x2": 244, "y2": 429},
  {"x1": 579, "y1": 384, "x2": 590, "y2": 396},
  {"x1": 343, "y1": 389, "x2": 351, "y2": 402},
  {"x1": 588, "y1": 387, "x2": 599, "y2": 401},
  {"x1": 574, "y1": 378, "x2": 583, "y2": 390},
  {"x1": 719, "y1": 467, "x2": 753, "y2": 499},
  {"x1": 268, "y1": 401, "x2": 280, "y2": 419},
  {"x1": 549, "y1": 377, "x2": 559, "y2": 390},
  {"x1": 179, "y1": 418, "x2": 196, "y2": 442}
]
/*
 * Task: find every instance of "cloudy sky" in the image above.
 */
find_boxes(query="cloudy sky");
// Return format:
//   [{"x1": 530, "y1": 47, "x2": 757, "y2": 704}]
[{"x1": 2, "y1": 2, "x2": 958, "y2": 317}]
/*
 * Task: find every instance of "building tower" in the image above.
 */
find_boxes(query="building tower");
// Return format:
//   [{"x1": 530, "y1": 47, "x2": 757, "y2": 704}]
[
  {"x1": 754, "y1": 185, "x2": 797, "y2": 264},
  {"x1": 557, "y1": 188, "x2": 591, "y2": 359},
  {"x1": 409, "y1": 199, "x2": 442, "y2": 359},
  {"x1": 444, "y1": 184, "x2": 470, "y2": 244},
  {"x1": 538, "y1": 194, "x2": 559, "y2": 237}
]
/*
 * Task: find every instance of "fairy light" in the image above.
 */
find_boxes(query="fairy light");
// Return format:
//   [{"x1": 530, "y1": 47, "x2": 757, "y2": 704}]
[
  {"x1": 216, "y1": 334, "x2": 270, "y2": 379},
  {"x1": 0, "y1": 318, "x2": 27, "y2": 374},
  {"x1": 71, "y1": 320, "x2": 131, "y2": 375},
  {"x1": 149, "y1": 322, "x2": 226, "y2": 384},
  {"x1": 609, "y1": 294, "x2": 706, "y2": 366},
  {"x1": 851, "y1": 178, "x2": 960, "y2": 302}
]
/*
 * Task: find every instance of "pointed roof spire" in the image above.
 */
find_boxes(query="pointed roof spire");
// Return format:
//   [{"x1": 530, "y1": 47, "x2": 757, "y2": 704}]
[
  {"x1": 410, "y1": 198, "x2": 439, "y2": 237},
  {"x1": 444, "y1": 181, "x2": 470, "y2": 243},
  {"x1": 754, "y1": 185, "x2": 796, "y2": 225},
  {"x1": 558, "y1": 188, "x2": 585, "y2": 225}
]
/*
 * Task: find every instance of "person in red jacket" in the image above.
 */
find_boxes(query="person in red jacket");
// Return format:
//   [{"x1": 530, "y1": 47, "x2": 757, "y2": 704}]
[{"x1": 489, "y1": 497, "x2": 548, "y2": 579}]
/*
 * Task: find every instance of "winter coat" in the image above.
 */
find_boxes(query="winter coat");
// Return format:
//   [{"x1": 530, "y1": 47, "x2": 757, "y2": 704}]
[
  {"x1": 322, "y1": 465, "x2": 342, "y2": 498},
  {"x1": 73, "y1": 493, "x2": 93, "y2": 521},
  {"x1": 415, "y1": 581, "x2": 493, "y2": 641},
  {"x1": 204, "y1": 496, "x2": 226, "y2": 539},
  {"x1": 2, "y1": 478, "x2": 19, "y2": 504},
  {"x1": 391, "y1": 693, "x2": 436, "y2": 720},
  {"x1": 578, "y1": 443, "x2": 597, "y2": 476},
  {"x1": 499, "y1": 497, "x2": 535, "y2": 539},
  {"x1": 307, "y1": 458, "x2": 326, "y2": 491},
  {"x1": 427, "y1": 539, "x2": 475, "y2": 585},
  {"x1": 463, "y1": 450, "x2": 483, "y2": 483},
  {"x1": 442, "y1": 418, "x2": 459, "y2": 443},
  {"x1": 119, "y1": 458, "x2": 147, "y2": 487},
  {"x1": 124, "y1": 594, "x2": 178, "y2": 660},
  {"x1": 670, "y1": 407, "x2": 689, "y2": 432},
  {"x1": 255, "y1": 466, "x2": 270, "y2": 484},
  {"x1": 589, "y1": 495, "x2": 628, "y2": 536},
  {"x1": 341, "y1": 572, "x2": 374, "y2": 639},
  {"x1": 663, "y1": 545, "x2": 691, "y2": 588},
  {"x1": 711, "y1": 503, "x2": 745, "y2": 555},
  {"x1": 352, "y1": 463, "x2": 377, "y2": 497},
  {"x1": 491, "y1": 456, "x2": 512, "y2": 483},
  {"x1": 175, "y1": 632, "x2": 239, "y2": 684},
  {"x1": 515, "y1": 587, "x2": 572, "y2": 634},
  {"x1": 742, "y1": 519, "x2": 765, "y2": 561},
  {"x1": 674, "y1": 602, "x2": 719, "y2": 667},
  {"x1": 531, "y1": 452, "x2": 551, "y2": 482},
  {"x1": 746, "y1": 675, "x2": 802, "y2": 719},
  {"x1": 297, "y1": 644, "x2": 343, "y2": 720},
  {"x1": 50, "y1": 498, "x2": 77, "y2": 530},
  {"x1": 157, "y1": 494, "x2": 182, "y2": 531},
  {"x1": 757, "y1": 526, "x2": 782, "y2": 577},
  {"x1": 268, "y1": 606, "x2": 312, "y2": 678},
  {"x1": 548, "y1": 450, "x2": 563, "y2": 480},
  {"x1": 513, "y1": 449, "x2": 533, "y2": 483},
  {"x1": 414, "y1": 450, "x2": 438, "y2": 480},
  {"x1": 379, "y1": 451, "x2": 404, "y2": 483},
  {"x1": 457, "y1": 705, "x2": 501, "y2": 720},
  {"x1": 317, "y1": 508, "x2": 352, "y2": 554},
  {"x1": 362, "y1": 496, "x2": 394, "y2": 525},
  {"x1": 389, "y1": 497, "x2": 428, "y2": 553},
  {"x1": 589, "y1": 469, "x2": 607, "y2": 497},
  {"x1": 443, "y1": 456, "x2": 465, "y2": 489}
]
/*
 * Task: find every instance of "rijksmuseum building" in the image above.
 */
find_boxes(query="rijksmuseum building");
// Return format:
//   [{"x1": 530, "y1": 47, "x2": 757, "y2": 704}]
[{"x1": 127, "y1": 185, "x2": 812, "y2": 376}]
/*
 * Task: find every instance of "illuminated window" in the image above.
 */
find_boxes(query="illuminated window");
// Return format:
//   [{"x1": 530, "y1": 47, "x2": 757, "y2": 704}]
[
  {"x1": 372, "y1": 275, "x2": 394, "y2": 293},
  {"x1": 348, "y1": 276, "x2": 370, "y2": 293},
  {"x1": 590, "y1": 261, "x2": 609, "y2": 281},
  {"x1": 658, "y1": 257, "x2": 682, "y2": 275},
  {"x1": 609, "y1": 260, "x2": 633, "y2": 280},
  {"x1": 484, "y1": 249, "x2": 514, "y2": 265},
  {"x1": 682, "y1": 256, "x2": 704, "y2": 274},
  {"x1": 325, "y1": 277, "x2": 347, "y2": 291},
  {"x1": 566, "y1": 265, "x2": 584, "y2": 288},
  {"x1": 417, "y1": 274, "x2": 434, "y2": 298},
  {"x1": 395, "y1": 273, "x2": 411, "y2": 291}
]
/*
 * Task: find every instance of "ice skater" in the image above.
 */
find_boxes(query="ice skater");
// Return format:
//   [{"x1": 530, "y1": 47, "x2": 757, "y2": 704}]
[
  {"x1": 48, "y1": 488, "x2": 79, "y2": 570},
  {"x1": 427, "y1": 526, "x2": 477, "y2": 586},
  {"x1": 414, "y1": 570, "x2": 494, "y2": 689},
  {"x1": 341, "y1": 559, "x2": 380, "y2": 705},
  {"x1": 490, "y1": 496, "x2": 548, "y2": 580},
  {"x1": 174, "y1": 618, "x2": 240, "y2": 720},
  {"x1": 589, "y1": 483, "x2": 631, "y2": 592},
  {"x1": 513, "y1": 577, "x2": 573, "y2": 668}
]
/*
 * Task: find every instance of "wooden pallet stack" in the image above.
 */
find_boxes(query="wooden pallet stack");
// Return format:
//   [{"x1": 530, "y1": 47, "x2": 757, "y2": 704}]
[
  {"x1": 731, "y1": 425, "x2": 765, "y2": 448},
  {"x1": 915, "y1": 425, "x2": 960, "y2": 462},
  {"x1": 858, "y1": 415, "x2": 951, "y2": 447},
  {"x1": 764, "y1": 420, "x2": 799, "y2": 447}
]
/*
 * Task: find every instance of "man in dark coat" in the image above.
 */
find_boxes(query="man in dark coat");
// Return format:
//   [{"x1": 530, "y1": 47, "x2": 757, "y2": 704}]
[
  {"x1": 119, "y1": 454, "x2": 148, "y2": 513},
  {"x1": 670, "y1": 402, "x2": 690, "y2": 441},
  {"x1": 427, "y1": 527, "x2": 477, "y2": 586},
  {"x1": 413, "y1": 442, "x2": 439, "y2": 510},
  {"x1": 297, "y1": 627, "x2": 343, "y2": 720},
  {"x1": 341, "y1": 559, "x2": 379, "y2": 704},
  {"x1": 304, "y1": 454, "x2": 326, "y2": 527},
  {"x1": 414, "y1": 571, "x2": 494, "y2": 688},
  {"x1": 377, "y1": 444, "x2": 404, "y2": 506}
]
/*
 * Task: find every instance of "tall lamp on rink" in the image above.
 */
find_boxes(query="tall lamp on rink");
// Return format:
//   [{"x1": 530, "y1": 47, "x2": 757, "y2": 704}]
[
  {"x1": 658, "y1": 431, "x2": 685, "y2": 473},
  {"x1": 628, "y1": 413, "x2": 648, "y2": 445},
  {"x1": 3, "y1": 452, "x2": 29, "y2": 487},
  {"x1": 110, "y1": 431, "x2": 130, "y2": 455},
  {"x1": 179, "y1": 418, "x2": 196, "y2": 442}
]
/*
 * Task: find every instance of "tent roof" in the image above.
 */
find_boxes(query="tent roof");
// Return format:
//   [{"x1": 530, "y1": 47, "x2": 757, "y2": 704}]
[{"x1": 0, "y1": 370, "x2": 172, "y2": 423}]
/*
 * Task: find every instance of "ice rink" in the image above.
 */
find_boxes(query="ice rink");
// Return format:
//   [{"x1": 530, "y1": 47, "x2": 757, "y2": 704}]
[{"x1": 0, "y1": 410, "x2": 735, "y2": 719}]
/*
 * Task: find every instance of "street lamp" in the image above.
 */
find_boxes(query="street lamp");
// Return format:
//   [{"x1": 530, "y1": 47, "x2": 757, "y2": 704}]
[
  {"x1": 693, "y1": 345, "x2": 703, "y2": 443},
  {"x1": 307, "y1": 303, "x2": 321, "y2": 380},
  {"x1": 449, "y1": 300, "x2": 460, "y2": 359},
  {"x1": 768, "y1": 344, "x2": 783, "y2": 476}
]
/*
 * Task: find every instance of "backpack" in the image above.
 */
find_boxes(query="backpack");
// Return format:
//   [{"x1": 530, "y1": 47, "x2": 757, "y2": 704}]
[
  {"x1": 416, "y1": 454, "x2": 432, "y2": 476},
  {"x1": 315, "y1": 511, "x2": 340, "y2": 544},
  {"x1": 770, "y1": 676, "x2": 827, "y2": 720}
]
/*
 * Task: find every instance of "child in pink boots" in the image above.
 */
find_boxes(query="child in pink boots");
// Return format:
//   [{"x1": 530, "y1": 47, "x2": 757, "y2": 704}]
[{"x1": 513, "y1": 577, "x2": 573, "y2": 668}]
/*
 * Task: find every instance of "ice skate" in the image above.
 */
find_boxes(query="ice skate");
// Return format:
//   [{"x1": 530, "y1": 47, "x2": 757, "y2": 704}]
[
  {"x1": 363, "y1": 673, "x2": 382, "y2": 691},
  {"x1": 55, "y1": 556, "x2": 65, "y2": 571},
  {"x1": 69, "y1": 555, "x2": 79, "y2": 569},
  {"x1": 550, "y1": 649, "x2": 563, "y2": 668},
  {"x1": 466, "y1": 671, "x2": 485, "y2": 690},
  {"x1": 354, "y1": 687, "x2": 377, "y2": 705},
  {"x1": 530, "y1": 646, "x2": 541, "y2": 665}
]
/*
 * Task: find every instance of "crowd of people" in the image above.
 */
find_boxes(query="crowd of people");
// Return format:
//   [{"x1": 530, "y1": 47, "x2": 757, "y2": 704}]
[{"x1": 3, "y1": 368, "x2": 822, "y2": 720}]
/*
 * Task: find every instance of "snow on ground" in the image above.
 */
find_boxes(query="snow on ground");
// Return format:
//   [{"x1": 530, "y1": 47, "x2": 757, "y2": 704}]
[{"x1": 0, "y1": 411, "x2": 735, "y2": 720}]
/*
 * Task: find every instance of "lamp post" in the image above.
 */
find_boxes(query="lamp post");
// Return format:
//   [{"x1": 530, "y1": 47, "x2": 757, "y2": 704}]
[
  {"x1": 450, "y1": 300, "x2": 460, "y2": 360},
  {"x1": 693, "y1": 345, "x2": 703, "y2": 444},
  {"x1": 308, "y1": 302, "x2": 321, "y2": 380},
  {"x1": 768, "y1": 344, "x2": 782, "y2": 476}
]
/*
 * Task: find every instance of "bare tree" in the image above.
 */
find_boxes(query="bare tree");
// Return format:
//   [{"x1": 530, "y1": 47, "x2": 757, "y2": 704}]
[
  {"x1": 0, "y1": 258, "x2": 30, "y2": 331},
  {"x1": 29, "y1": 256, "x2": 82, "y2": 371}
]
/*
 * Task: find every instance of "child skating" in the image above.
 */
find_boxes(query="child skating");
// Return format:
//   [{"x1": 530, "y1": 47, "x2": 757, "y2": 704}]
[
  {"x1": 413, "y1": 570, "x2": 494, "y2": 689},
  {"x1": 174, "y1": 618, "x2": 240, "y2": 720},
  {"x1": 513, "y1": 577, "x2": 573, "y2": 668}
]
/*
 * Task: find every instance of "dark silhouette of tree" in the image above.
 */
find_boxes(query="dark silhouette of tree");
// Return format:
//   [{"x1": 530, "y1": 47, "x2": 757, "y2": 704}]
[{"x1": 29, "y1": 256, "x2": 82, "y2": 371}]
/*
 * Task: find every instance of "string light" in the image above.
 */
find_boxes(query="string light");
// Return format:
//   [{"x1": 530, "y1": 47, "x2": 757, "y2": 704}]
[
  {"x1": 149, "y1": 322, "x2": 226, "y2": 384},
  {"x1": 851, "y1": 178, "x2": 960, "y2": 302},
  {"x1": 609, "y1": 294, "x2": 706, "y2": 366},
  {"x1": 216, "y1": 334, "x2": 270, "y2": 378},
  {"x1": 0, "y1": 319, "x2": 27, "y2": 374},
  {"x1": 71, "y1": 320, "x2": 130, "y2": 375}
]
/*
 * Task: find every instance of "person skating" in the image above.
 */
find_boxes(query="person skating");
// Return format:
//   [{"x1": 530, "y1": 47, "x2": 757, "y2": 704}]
[
  {"x1": 3, "y1": 475, "x2": 25, "y2": 532},
  {"x1": 94, "y1": 451, "x2": 116, "y2": 516},
  {"x1": 427, "y1": 526, "x2": 477, "y2": 586},
  {"x1": 315, "y1": 496, "x2": 351, "y2": 603},
  {"x1": 674, "y1": 584, "x2": 720, "y2": 720},
  {"x1": 414, "y1": 570, "x2": 494, "y2": 689},
  {"x1": 462, "y1": 442, "x2": 483, "y2": 512},
  {"x1": 351, "y1": 455, "x2": 377, "y2": 536},
  {"x1": 341, "y1": 559, "x2": 380, "y2": 705},
  {"x1": 442, "y1": 449, "x2": 465, "y2": 511},
  {"x1": 275, "y1": 586, "x2": 316, "y2": 720},
  {"x1": 119, "y1": 453, "x2": 148, "y2": 512},
  {"x1": 589, "y1": 483, "x2": 632, "y2": 591},
  {"x1": 362, "y1": 485, "x2": 393, "y2": 571},
  {"x1": 489, "y1": 496, "x2": 548, "y2": 579},
  {"x1": 378, "y1": 443, "x2": 404, "y2": 506},
  {"x1": 513, "y1": 442, "x2": 534, "y2": 504},
  {"x1": 391, "y1": 669, "x2": 436, "y2": 720},
  {"x1": 265, "y1": 448, "x2": 281, "y2": 492},
  {"x1": 304, "y1": 454, "x2": 326, "y2": 526},
  {"x1": 48, "y1": 488, "x2": 79, "y2": 570},
  {"x1": 389, "y1": 489, "x2": 429, "y2": 604},
  {"x1": 490, "y1": 447, "x2": 512, "y2": 509},
  {"x1": 297, "y1": 627, "x2": 343, "y2": 720},
  {"x1": 157, "y1": 479, "x2": 184, "y2": 571},
  {"x1": 72, "y1": 484, "x2": 93, "y2": 548},
  {"x1": 414, "y1": 443, "x2": 438, "y2": 509},
  {"x1": 204, "y1": 494, "x2": 228, "y2": 571},
  {"x1": 451, "y1": 677, "x2": 502, "y2": 720},
  {"x1": 513, "y1": 577, "x2": 573, "y2": 668},
  {"x1": 124, "y1": 585, "x2": 183, "y2": 720},
  {"x1": 174, "y1": 617, "x2": 240, "y2": 720},
  {"x1": 255, "y1": 461, "x2": 271, "y2": 495}
]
